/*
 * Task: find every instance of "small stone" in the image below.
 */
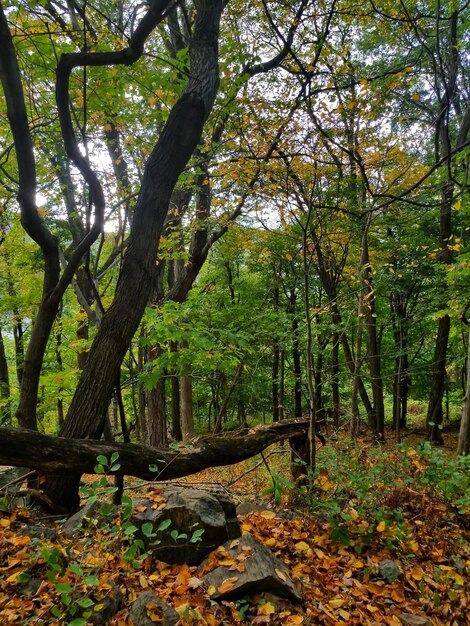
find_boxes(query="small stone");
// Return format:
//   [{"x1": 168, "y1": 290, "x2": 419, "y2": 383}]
[
  {"x1": 82, "y1": 581, "x2": 122, "y2": 625},
  {"x1": 399, "y1": 613, "x2": 432, "y2": 626},
  {"x1": 449, "y1": 554, "x2": 465, "y2": 573},
  {"x1": 18, "y1": 525, "x2": 59, "y2": 542},
  {"x1": 61, "y1": 499, "x2": 103, "y2": 538},
  {"x1": 378, "y1": 559, "x2": 401, "y2": 583},
  {"x1": 130, "y1": 591, "x2": 179, "y2": 626}
]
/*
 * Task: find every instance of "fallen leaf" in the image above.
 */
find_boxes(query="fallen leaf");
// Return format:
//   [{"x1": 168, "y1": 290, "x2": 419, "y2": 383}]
[
  {"x1": 328, "y1": 597, "x2": 345, "y2": 609},
  {"x1": 260, "y1": 511, "x2": 276, "y2": 519},
  {"x1": 258, "y1": 601, "x2": 276, "y2": 615},
  {"x1": 217, "y1": 576, "x2": 239, "y2": 594},
  {"x1": 275, "y1": 568, "x2": 288, "y2": 582}
]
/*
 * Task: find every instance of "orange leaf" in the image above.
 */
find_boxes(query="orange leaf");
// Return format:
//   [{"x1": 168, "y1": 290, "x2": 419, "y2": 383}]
[{"x1": 217, "y1": 576, "x2": 238, "y2": 594}]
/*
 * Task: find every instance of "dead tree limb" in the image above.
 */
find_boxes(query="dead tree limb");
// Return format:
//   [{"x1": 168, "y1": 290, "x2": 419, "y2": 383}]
[{"x1": 0, "y1": 419, "x2": 309, "y2": 483}]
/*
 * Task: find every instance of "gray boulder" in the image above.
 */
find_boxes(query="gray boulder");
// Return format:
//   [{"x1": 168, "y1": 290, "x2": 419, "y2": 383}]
[
  {"x1": 130, "y1": 591, "x2": 179, "y2": 626},
  {"x1": 201, "y1": 533, "x2": 302, "y2": 603},
  {"x1": 131, "y1": 486, "x2": 240, "y2": 565}
]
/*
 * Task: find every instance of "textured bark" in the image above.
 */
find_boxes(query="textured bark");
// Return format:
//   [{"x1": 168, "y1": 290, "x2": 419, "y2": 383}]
[
  {"x1": 458, "y1": 329, "x2": 470, "y2": 455},
  {"x1": 0, "y1": 328, "x2": 10, "y2": 424},
  {"x1": 44, "y1": 0, "x2": 224, "y2": 509},
  {"x1": 332, "y1": 333, "x2": 340, "y2": 428},
  {"x1": 288, "y1": 290, "x2": 303, "y2": 418},
  {"x1": 146, "y1": 351, "x2": 168, "y2": 448},
  {"x1": 361, "y1": 222, "x2": 385, "y2": 440}
]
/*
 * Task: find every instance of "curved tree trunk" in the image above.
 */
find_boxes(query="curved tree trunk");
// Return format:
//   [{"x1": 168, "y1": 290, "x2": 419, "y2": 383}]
[{"x1": 44, "y1": 0, "x2": 224, "y2": 511}]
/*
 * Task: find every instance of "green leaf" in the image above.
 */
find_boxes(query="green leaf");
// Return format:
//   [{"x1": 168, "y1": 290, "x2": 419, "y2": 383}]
[
  {"x1": 331, "y1": 525, "x2": 351, "y2": 546},
  {"x1": 85, "y1": 575, "x2": 99, "y2": 587},
  {"x1": 149, "y1": 464, "x2": 159, "y2": 472},
  {"x1": 96, "y1": 455, "x2": 108, "y2": 466},
  {"x1": 75, "y1": 597, "x2": 95, "y2": 609},
  {"x1": 69, "y1": 564, "x2": 84, "y2": 576},
  {"x1": 68, "y1": 619, "x2": 88, "y2": 626},
  {"x1": 109, "y1": 463, "x2": 121, "y2": 472},
  {"x1": 157, "y1": 518, "x2": 171, "y2": 532},
  {"x1": 55, "y1": 582, "x2": 73, "y2": 594},
  {"x1": 123, "y1": 523, "x2": 138, "y2": 535},
  {"x1": 110, "y1": 452, "x2": 119, "y2": 464},
  {"x1": 141, "y1": 522, "x2": 155, "y2": 537}
]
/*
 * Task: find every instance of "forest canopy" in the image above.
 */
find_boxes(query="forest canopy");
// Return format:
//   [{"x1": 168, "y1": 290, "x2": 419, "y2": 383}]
[{"x1": 0, "y1": 0, "x2": 469, "y2": 513}]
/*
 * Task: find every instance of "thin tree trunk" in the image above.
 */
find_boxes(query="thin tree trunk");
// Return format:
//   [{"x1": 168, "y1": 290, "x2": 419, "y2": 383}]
[
  {"x1": 146, "y1": 355, "x2": 167, "y2": 447},
  {"x1": 279, "y1": 349, "x2": 285, "y2": 421},
  {"x1": 214, "y1": 361, "x2": 244, "y2": 434},
  {"x1": 170, "y1": 342, "x2": 182, "y2": 441},
  {"x1": 0, "y1": 328, "x2": 11, "y2": 424},
  {"x1": 458, "y1": 328, "x2": 470, "y2": 455},
  {"x1": 361, "y1": 217, "x2": 385, "y2": 440},
  {"x1": 332, "y1": 332, "x2": 340, "y2": 428},
  {"x1": 289, "y1": 290, "x2": 303, "y2": 418}
]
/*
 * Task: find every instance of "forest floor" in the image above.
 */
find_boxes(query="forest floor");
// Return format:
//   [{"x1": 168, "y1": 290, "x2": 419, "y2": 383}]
[{"x1": 0, "y1": 426, "x2": 469, "y2": 625}]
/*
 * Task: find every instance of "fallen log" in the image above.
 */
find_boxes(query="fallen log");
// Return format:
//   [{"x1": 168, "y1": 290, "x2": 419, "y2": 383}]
[{"x1": 0, "y1": 419, "x2": 309, "y2": 482}]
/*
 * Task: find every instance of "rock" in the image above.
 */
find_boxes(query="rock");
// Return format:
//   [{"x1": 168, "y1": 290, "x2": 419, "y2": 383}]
[
  {"x1": 78, "y1": 581, "x2": 122, "y2": 625},
  {"x1": 132, "y1": 487, "x2": 241, "y2": 565},
  {"x1": 20, "y1": 578, "x2": 41, "y2": 598},
  {"x1": 0, "y1": 467, "x2": 29, "y2": 490},
  {"x1": 201, "y1": 533, "x2": 302, "y2": 603},
  {"x1": 236, "y1": 501, "x2": 270, "y2": 515},
  {"x1": 130, "y1": 591, "x2": 179, "y2": 626},
  {"x1": 399, "y1": 613, "x2": 432, "y2": 626},
  {"x1": 61, "y1": 499, "x2": 116, "y2": 538},
  {"x1": 18, "y1": 525, "x2": 59, "y2": 542},
  {"x1": 378, "y1": 559, "x2": 401, "y2": 583},
  {"x1": 449, "y1": 554, "x2": 465, "y2": 573}
]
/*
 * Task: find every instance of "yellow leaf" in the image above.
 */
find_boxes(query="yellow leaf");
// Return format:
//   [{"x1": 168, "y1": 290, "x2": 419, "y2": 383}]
[
  {"x1": 275, "y1": 568, "x2": 288, "y2": 582},
  {"x1": 285, "y1": 616, "x2": 304, "y2": 625},
  {"x1": 411, "y1": 93, "x2": 420, "y2": 101},
  {"x1": 207, "y1": 585, "x2": 216, "y2": 596},
  {"x1": 410, "y1": 566, "x2": 424, "y2": 581},
  {"x1": 294, "y1": 541, "x2": 310, "y2": 552},
  {"x1": 265, "y1": 538, "x2": 277, "y2": 547},
  {"x1": 409, "y1": 540, "x2": 419, "y2": 552},
  {"x1": 258, "y1": 602, "x2": 276, "y2": 615},
  {"x1": 376, "y1": 521, "x2": 386, "y2": 532},
  {"x1": 328, "y1": 597, "x2": 345, "y2": 609},
  {"x1": 260, "y1": 510, "x2": 276, "y2": 519}
]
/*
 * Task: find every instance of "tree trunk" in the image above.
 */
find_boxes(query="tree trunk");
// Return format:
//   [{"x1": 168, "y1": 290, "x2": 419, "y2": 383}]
[
  {"x1": 427, "y1": 314, "x2": 450, "y2": 444},
  {"x1": 0, "y1": 328, "x2": 11, "y2": 424},
  {"x1": 44, "y1": 0, "x2": 224, "y2": 510},
  {"x1": 146, "y1": 362, "x2": 168, "y2": 448},
  {"x1": 180, "y1": 373, "x2": 194, "y2": 442},
  {"x1": 458, "y1": 328, "x2": 470, "y2": 455},
  {"x1": 279, "y1": 349, "x2": 285, "y2": 421},
  {"x1": 289, "y1": 290, "x2": 303, "y2": 418},
  {"x1": 361, "y1": 220, "x2": 385, "y2": 440},
  {"x1": 332, "y1": 332, "x2": 340, "y2": 428},
  {"x1": 170, "y1": 342, "x2": 182, "y2": 441},
  {"x1": 213, "y1": 361, "x2": 244, "y2": 434}
]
